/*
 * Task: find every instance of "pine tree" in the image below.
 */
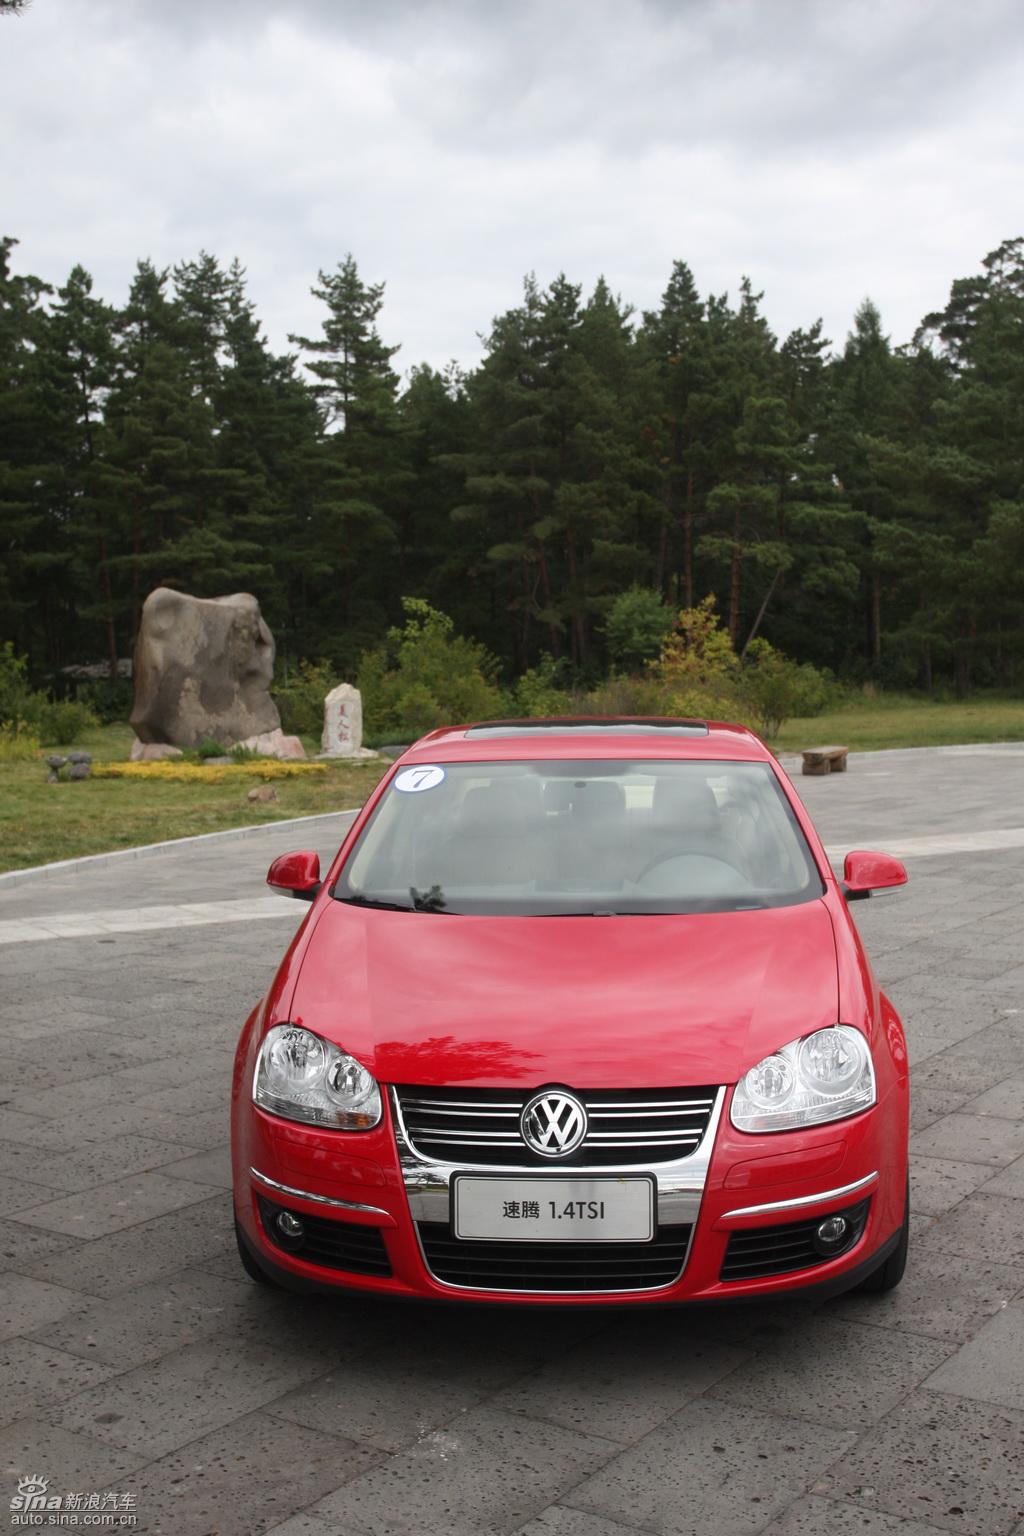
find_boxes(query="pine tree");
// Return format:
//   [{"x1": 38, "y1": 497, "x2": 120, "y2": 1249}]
[{"x1": 289, "y1": 255, "x2": 406, "y2": 657}]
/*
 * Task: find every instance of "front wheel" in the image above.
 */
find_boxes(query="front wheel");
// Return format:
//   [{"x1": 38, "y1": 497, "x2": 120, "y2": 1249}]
[{"x1": 856, "y1": 1175, "x2": 909, "y2": 1294}]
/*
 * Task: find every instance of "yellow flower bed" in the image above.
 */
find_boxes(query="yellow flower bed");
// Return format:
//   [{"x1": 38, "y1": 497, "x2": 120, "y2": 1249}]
[{"x1": 93, "y1": 759, "x2": 328, "y2": 785}]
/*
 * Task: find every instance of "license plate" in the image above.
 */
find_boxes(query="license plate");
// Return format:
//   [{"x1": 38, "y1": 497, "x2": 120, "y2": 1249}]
[{"x1": 452, "y1": 1175, "x2": 655, "y2": 1243}]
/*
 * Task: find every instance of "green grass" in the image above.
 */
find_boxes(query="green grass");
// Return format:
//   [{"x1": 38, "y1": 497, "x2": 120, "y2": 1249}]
[
  {"x1": 774, "y1": 692, "x2": 1024, "y2": 753},
  {"x1": 0, "y1": 723, "x2": 388, "y2": 873},
  {"x1": 4, "y1": 695, "x2": 1024, "y2": 872}
]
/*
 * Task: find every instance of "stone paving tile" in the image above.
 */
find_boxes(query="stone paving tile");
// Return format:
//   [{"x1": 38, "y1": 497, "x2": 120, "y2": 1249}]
[
  {"x1": 44, "y1": 1334, "x2": 335, "y2": 1462},
  {"x1": 0, "y1": 1339, "x2": 118, "y2": 1431},
  {"x1": 491, "y1": 1318, "x2": 749, "y2": 1444},
  {"x1": 0, "y1": 1419, "x2": 148, "y2": 1489},
  {"x1": 120, "y1": 1409, "x2": 384, "y2": 1536},
  {"x1": 830, "y1": 1249, "x2": 1024, "y2": 1343},
  {"x1": 966, "y1": 1076, "x2": 1024, "y2": 1118},
  {"x1": 0, "y1": 1174, "x2": 62, "y2": 1216},
  {"x1": 0, "y1": 1220, "x2": 85, "y2": 1270},
  {"x1": 913, "y1": 1028, "x2": 1024, "y2": 1100},
  {"x1": 21, "y1": 1193, "x2": 233, "y2": 1297},
  {"x1": 268, "y1": 1332, "x2": 540, "y2": 1453},
  {"x1": 563, "y1": 1396, "x2": 856, "y2": 1536},
  {"x1": 516, "y1": 1507, "x2": 659, "y2": 1536},
  {"x1": 917, "y1": 1193, "x2": 1024, "y2": 1266},
  {"x1": 760, "y1": 1495, "x2": 957, "y2": 1535},
  {"x1": 980, "y1": 1154, "x2": 1024, "y2": 1199},
  {"x1": 910, "y1": 1153, "x2": 1000, "y2": 1217},
  {"x1": 0, "y1": 1137, "x2": 78, "y2": 1182},
  {"x1": 47, "y1": 1100, "x2": 222, "y2": 1148},
  {"x1": 136, "y1": 1077, "x2": 232, "y2": 1116},
  {"x1": 910, "y1": 1087, "x2": 969, "y2": 1134},
  {"x1": 815, "y1": 1389, "x2": 1024, "y2": 1536},
  {"x1": 11, "y1": 1170, "x2": 218, "y2": 1238},
  {"x1": 706, "y1": 1315, "x2": 953, "y2": 1430},
  {"x1": 28, "y1": 1134, "x2": 204, "y2": 1194},
  {"x1": 911, "y1": 1113, "x2": 1024, "y2": 1168},
  {"x1": 25, "y1": 1266, "x2": 256, "y2": 1370},
  {"x1": 263, "y1": 1518, "x2": 354, "y2": 1536},
  {"x1": 0, "y1": 1107, "x2": 79, "y2": 1151},
  {"x1": 159, "y1": 1144, "x2": 233, "y2": 1187},
  {"x1": 310, "y1": 1405, "x2": 617, "y2": 1536},
  {"x1": 0, "y1": 1272, "x2": 88, "y2": 1342},
  {"x1": 922, "y1": 1301, "x2": 1024, "y2": 1412}
]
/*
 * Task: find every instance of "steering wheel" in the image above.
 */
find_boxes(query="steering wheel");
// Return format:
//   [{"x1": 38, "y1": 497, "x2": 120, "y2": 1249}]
[{"x1": 635, "y1": 848, "x2": 746, "y2": 882}]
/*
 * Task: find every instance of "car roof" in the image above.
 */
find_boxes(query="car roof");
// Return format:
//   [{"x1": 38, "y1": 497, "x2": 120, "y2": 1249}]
[{"x1": 398, "y1": 717, "x2": 770, "y2": 764}]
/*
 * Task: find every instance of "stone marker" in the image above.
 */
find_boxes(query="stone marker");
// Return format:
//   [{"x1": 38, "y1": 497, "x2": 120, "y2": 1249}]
[
  {"x1": 46, "y1": 754, "x2": 67, "y2": 784},
  {"x1": 129, "y1": 739, "x2": 184, "y2": 762},
  {"x1": 130, "y1": 587, "x2": 280, "y2": 750},
  {"x1": 321, "y1": 683, "x2": 362, "y2": 757},
  {"x1": 235, "y1": 727, "x2": 306, "y2": 760},
  {"x1": 67, "y1": 752, "x2": 92, "y2": 781}
]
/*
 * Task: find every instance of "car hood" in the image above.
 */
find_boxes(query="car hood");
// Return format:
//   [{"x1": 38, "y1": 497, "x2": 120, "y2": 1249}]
[{"x1": 289, "y1": 898, "x2": 840, "y2": 1091}]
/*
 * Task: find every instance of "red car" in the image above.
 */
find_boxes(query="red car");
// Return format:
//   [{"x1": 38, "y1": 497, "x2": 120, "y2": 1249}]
[{"x1": 232, "y1": 718, "x2": 910, "y2": 1305}]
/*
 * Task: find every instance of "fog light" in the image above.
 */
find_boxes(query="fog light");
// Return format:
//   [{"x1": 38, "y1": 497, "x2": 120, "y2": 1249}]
[
  {"x1": 813, "y1": 1214, "x2": 849, "y2": 1255},
  {"x1": 275, "y1": 1210, "x2": 305, "y2": 1248}
]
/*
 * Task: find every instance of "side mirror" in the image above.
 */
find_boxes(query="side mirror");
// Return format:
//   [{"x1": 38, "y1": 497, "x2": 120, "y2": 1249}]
[
  {"x1": 842, "y1": 849, "x2": 908, "y2": 902},
  {"x1": 267, "y1": 849, "x2": 321, "y2": 901}
]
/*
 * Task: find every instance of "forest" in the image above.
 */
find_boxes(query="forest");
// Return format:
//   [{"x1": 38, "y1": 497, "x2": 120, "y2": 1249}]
[{"x1": 2, "y1": 233, "x2": 1023, "y2": 711}]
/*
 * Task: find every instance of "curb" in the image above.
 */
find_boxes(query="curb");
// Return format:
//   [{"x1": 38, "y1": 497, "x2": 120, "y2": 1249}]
[{"x1": 0, "y1": 809, "x2": 361, "y2": 888}]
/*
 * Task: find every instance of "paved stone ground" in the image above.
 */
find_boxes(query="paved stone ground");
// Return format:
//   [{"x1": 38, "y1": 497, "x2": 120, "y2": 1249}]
[{"x1": 1, "y1": 745, "x2": 1023, "y2": 1536}]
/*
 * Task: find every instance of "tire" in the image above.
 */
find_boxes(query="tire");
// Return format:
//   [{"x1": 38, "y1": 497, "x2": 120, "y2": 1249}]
[
  {"x1": 856, "y1": 1175, "x2": 909, "y2": 1294},
  {"x1": 235, "y1": 1215, "x2": 277, "y2": 1287}
]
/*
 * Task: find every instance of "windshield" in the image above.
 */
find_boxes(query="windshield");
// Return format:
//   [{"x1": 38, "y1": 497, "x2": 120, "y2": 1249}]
[{"x1": 334, "y1": 758, "x2": 824, "y2": 916}]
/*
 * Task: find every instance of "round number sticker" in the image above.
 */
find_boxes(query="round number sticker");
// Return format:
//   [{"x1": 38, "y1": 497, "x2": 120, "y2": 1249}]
[{"x1": 394, "y1": 765, "x2": 446, "y2": 793}]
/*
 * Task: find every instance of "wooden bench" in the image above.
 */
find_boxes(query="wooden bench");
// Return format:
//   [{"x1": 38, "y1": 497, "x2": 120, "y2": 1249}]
[{"x1": 801, "y1": 745, "x2": 849, "y2": 777}]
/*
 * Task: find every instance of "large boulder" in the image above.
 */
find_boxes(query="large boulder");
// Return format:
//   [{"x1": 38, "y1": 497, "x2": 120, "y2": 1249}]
[{"x1": 130, "y1": 588, "x2": 280, "y2": 749}]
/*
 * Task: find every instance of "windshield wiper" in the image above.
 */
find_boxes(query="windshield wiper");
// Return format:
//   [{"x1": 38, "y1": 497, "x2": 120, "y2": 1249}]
[{"x1": 338, "y1": 894, "x2": 417, "y2": 913}]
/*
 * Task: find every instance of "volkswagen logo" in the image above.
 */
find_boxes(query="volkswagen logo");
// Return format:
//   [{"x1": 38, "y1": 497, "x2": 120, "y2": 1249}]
[{"x1": 521, "y1": 1089, "x2": 588, "y2": 1158}]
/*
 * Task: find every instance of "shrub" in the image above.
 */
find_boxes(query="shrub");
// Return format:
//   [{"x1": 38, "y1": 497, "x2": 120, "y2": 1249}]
[
  {"x1": 0, "y1": 721, "x2": 41, "y2": 762},
  {"x1": 77, "y1": 676, "x2": 134, "y2": 724},
  {"x1": 603, "y1": 587, "x2": 674, "y2": 672},
  {"x1": 34, "y1": 697, "x2": 99, "y2": 746},
  {"x1": 0, "y1": 644, "x2": 98, "y2": 743},
  {"x1": 357, "y1": 598, "x2": 503, "y2": 738},
  {"x1": 508, "y1": 655, "x2": 576, "y2": 718},
  {"x1": 273, "y1": 659, "x2": 341, "y2": 737},
  {"x1": 585, "y1": 673, "x2": 673, "y2": 716},
  {"x1": 0, "y1": 643, "x2": 34, "y2": 724},
  {"x1": 195, "y1": 737, "x2": 228, "y2": 760},
  {"x1": 644, "y1": 595, "x2": 829, "y2": 736},
  {"x1": 740, "y1": 641, "x2": 831, "y2": 738},
  {"x1": 649, "y1": 595, "x2": 744, "y2": 719}
]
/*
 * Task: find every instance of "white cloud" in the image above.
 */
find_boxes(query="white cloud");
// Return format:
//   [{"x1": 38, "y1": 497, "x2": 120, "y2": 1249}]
[{"x1": 2, "y1": 0, "x2": 1021, "y2": 373}]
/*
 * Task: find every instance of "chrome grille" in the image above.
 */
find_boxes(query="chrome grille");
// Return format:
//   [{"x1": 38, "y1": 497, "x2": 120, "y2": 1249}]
[{"x1": 394, "y1": 1085, "x2": 719, "y2": 1167}]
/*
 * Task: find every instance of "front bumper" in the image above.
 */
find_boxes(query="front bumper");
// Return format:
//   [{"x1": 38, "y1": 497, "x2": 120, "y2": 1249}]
[{"x1": 232, "y1": 1082, "x2": 908, "y2": 1305}]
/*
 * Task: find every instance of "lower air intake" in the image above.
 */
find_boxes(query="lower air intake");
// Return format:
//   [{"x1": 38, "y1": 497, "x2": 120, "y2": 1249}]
[
  {"x1": 258, "y1": 1197, "x2": 391, "y2": 1277},
  {"x1": 720, "y1": 1198, "x2": 870, "y2": 1282},
  {"x1": 418, "y1": 1223, "x2": 691, "y2": 1293}
]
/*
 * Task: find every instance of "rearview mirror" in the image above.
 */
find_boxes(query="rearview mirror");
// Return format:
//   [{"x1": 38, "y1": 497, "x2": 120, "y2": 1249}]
[
  {"x1": 842, "y1": 849, "x2": 907, "y2": 901},
  {"x1": 267, "y1": 849, "x2": 321, "y2": 901}
]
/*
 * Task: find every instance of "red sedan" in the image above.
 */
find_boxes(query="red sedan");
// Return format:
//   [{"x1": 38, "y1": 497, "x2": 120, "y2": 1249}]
[{"x1": 231, "y1": 718, "x2": 910, "y2": 1304}]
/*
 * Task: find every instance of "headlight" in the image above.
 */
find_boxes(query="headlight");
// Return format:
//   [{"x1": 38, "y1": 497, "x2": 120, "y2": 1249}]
[
  {"x1": 253, "y1": 1024, "x2": 381, "y2": 1130},
  {"x1": 730, "y1": 1025, "x2": 875, "y2": 1133}
]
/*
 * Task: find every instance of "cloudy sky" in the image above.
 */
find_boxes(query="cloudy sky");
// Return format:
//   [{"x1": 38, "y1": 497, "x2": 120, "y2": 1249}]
[{"x1": 3, "y1": 0, "x2": 1021, "y2": 375}]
